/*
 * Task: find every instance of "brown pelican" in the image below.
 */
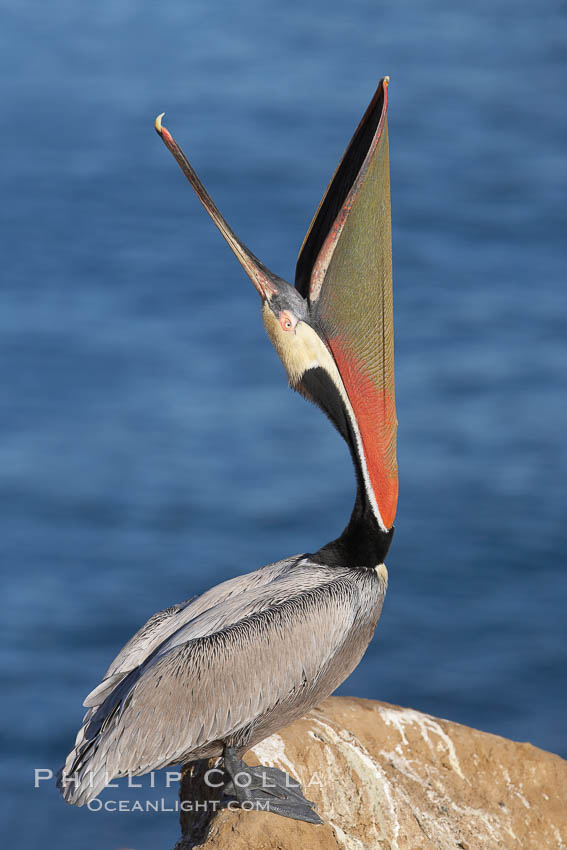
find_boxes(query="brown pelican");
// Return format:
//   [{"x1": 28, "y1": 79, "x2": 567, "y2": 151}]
[{"x1": 59, "y1": 77, "x2": 397, "y2": 825}]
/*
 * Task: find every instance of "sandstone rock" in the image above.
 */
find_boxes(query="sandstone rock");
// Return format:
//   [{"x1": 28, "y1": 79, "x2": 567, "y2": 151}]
[{"x1": 175, "y1": 696, "x2": 567, "y2": 850}]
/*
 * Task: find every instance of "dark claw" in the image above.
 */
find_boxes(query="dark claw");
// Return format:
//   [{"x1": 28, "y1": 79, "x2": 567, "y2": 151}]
[{"x1": 265, "y1": 798, "x2": 323, "y2": 825}]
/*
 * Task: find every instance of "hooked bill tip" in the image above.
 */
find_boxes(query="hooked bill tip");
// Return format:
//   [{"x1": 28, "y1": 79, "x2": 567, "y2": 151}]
[{"x1": 155, "y1": 112, "x2": 165, "y2": 134}]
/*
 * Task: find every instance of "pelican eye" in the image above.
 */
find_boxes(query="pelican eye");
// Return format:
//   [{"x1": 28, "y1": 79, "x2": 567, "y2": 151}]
[{"x1": 279, "y1": 311, "x2": 297, "y2": 333}]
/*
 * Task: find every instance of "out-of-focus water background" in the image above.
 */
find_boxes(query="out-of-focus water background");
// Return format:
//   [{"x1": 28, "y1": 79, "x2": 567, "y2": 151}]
[{"x1": 2, "y1": 0, "x2": 566, "y2": 846}]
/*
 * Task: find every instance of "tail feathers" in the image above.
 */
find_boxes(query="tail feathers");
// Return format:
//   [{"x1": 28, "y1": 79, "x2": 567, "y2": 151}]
[
  {"x1": 57, "y1": 733, "x2": 114, "y2": 806},
  {"x1": 58, "y1": 670, "x2": 138, "y2": 806}
]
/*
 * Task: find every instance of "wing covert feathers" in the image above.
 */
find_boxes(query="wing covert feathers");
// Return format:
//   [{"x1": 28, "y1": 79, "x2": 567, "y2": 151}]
[{"x1": 58, "y1": 560, "x2": 385, "y2": 806}]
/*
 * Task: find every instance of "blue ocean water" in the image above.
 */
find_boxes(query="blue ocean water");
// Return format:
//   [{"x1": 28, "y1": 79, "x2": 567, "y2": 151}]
[{"x1": 1, "y1": 0, "x2": 566, "y2": 846}]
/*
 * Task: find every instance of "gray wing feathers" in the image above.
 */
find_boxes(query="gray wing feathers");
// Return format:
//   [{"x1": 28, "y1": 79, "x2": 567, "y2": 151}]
[
  {"x1": 61, "y1": 557, "x2": 305, "y2": 800},
  {"x1": 84, "y1": 556, "x2": 301, "y2": 708},
  {"x1": 104, "y1": 599, "x2": 196, "y2": 678},
  {"x1": 78, "y1": 575, "x2": 359, "y2": 792},
  {"x1": 60, "y1": 559, "x2": 382, "y2": 806},
  {"x1": 83, "y1": 599, "x2": 197, "y2": 708}
]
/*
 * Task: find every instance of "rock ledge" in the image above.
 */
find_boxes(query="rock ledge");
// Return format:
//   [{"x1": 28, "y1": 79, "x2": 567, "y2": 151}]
[{"x1": 176, "y1": 696, "x2": 567, "y2": 849}]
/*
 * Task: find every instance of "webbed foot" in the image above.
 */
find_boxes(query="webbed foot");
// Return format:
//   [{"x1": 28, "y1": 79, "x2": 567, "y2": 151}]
[{"x1": 223, "y1": 747, "x2": 323, "y2": 824}]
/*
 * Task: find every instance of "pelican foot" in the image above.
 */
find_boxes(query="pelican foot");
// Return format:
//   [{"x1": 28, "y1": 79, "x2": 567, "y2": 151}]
[{"x1": 223, "y1": 747, "x2": 323, "y2": 824}]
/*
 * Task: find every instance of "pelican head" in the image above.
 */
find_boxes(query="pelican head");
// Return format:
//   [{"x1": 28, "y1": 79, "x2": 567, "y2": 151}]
[{"x1": 155, "y1": 78, "x2": 397, "y2": 560}]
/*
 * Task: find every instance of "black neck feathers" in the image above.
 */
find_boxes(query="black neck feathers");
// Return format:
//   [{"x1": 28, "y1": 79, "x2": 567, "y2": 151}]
[
  {"x1": 299, "y1": 365, "x2": 394, "y2": 569},
  {"x1": 310, "y1": 487, "x2": 395, "y2": 569}
]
